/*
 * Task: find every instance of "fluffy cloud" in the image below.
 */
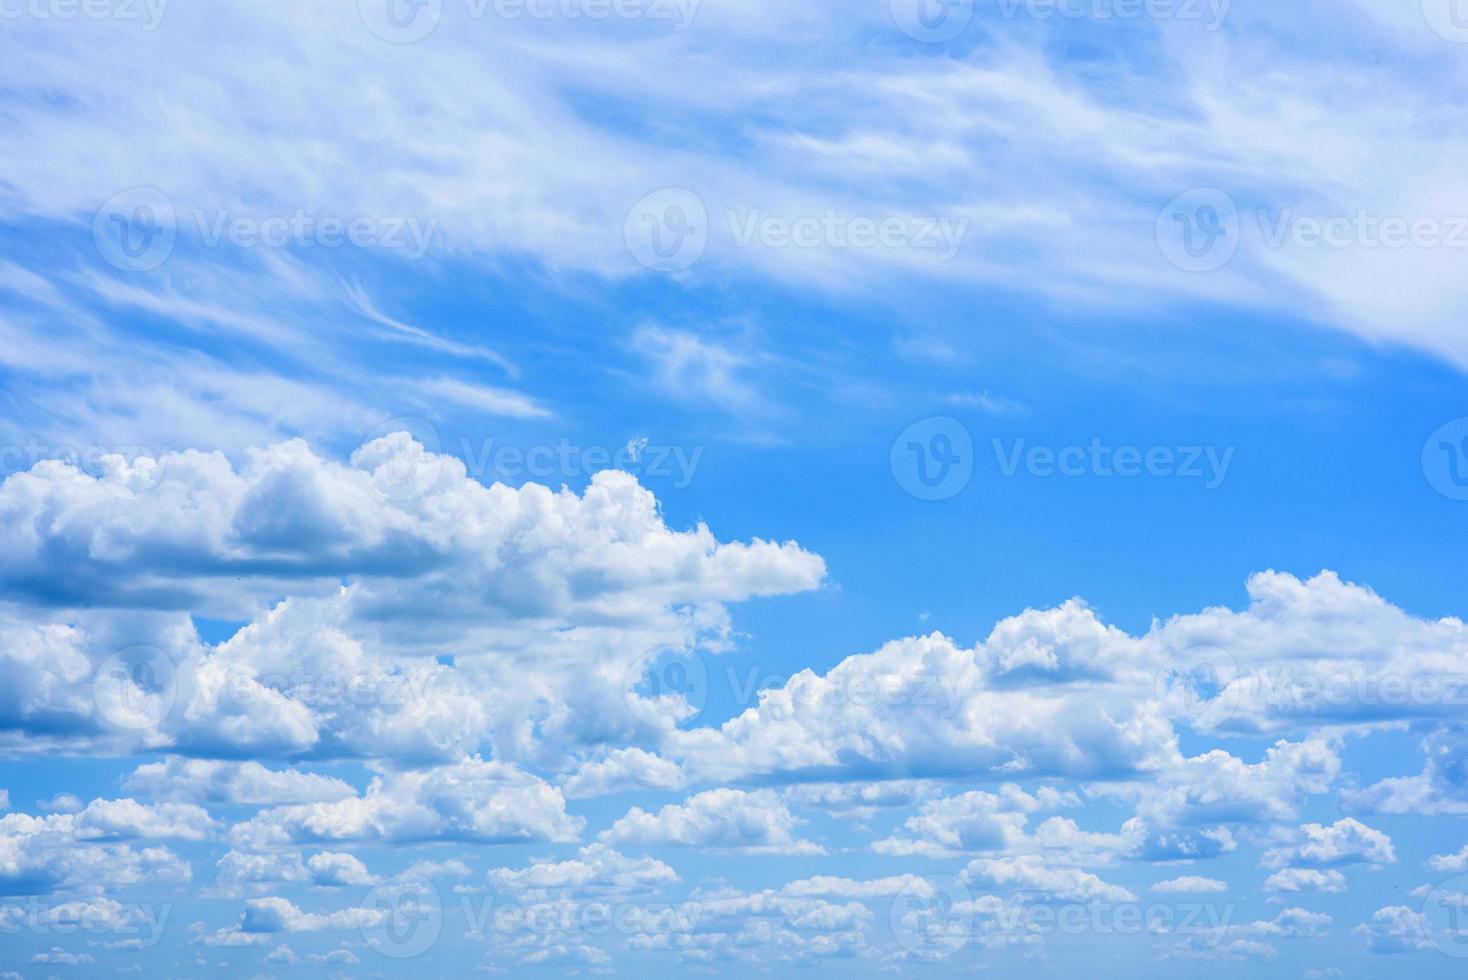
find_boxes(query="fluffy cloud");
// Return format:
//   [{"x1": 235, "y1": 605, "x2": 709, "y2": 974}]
[
  {"x1": 873, "y1": 785, "x2": 1078, "y2": 857},
  {"x1": 600, "y1": 789, "x2": 823, "y2": 855},
  {"x1": 487, "y1": 845, "x2": 677, "y2": 895},
  {"x1": 1342, "y1": 726, "x2": 1468, "y2": 817},
  {"x1": 1355, "y1": 906, "x2": 1432, "y2": 955},
  {"x1": 1152, "y1": 876, "x2": 1229, "y2": 894},
  {"x1": 1263, "y1": 868, "x2": 1348, "y2": 895},
  {"x1": 230, "y1": 759, "x2": 580, "y2": 848},
  {"x1": 0, "y1": 801, "x2": 195, "y2": 894},
  {"x1": 1262, "y1": 819, "x2": 1395, "y2": 869},
  {"x1": 960, "y1": 856, "x2": 1136, "y2": 903},
  {"x1": 123, "y1": 759, "x2": 356, "y2": 806},
  {"x1": 0, "y1": 437, "x2": 824, "y2": 766},
  {"x1": 668, "y1": 572, "x2": 1468, "y2": 788}
]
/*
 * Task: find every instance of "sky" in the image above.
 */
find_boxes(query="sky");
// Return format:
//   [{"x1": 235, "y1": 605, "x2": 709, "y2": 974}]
[{"x1": 2, "y1": 0, "x2": 1468, "y2": 976}]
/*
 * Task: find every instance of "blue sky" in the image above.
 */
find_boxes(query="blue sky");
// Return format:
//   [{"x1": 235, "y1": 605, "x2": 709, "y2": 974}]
[{"x1": 2, "y1": 0, "x2": 1468, "y2": 976}]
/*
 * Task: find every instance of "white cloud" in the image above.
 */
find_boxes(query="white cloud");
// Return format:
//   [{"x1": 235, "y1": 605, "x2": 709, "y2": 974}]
[
  {"x1": 961, "y1": 855, "x2": 1136, "y2": 903},
  {"x1": 600, "y1": 788, "x2": 823, "y2": 855},
  {"x1": 1152, "y1": 876, "x2": 1229, "y2": 894},
  {"x1": 561, "y1": 748, "x2": 686, "y2": 800},
  {"x1": 231, "y1": 759, "x2": 581, "y2": 848},
  {"x1": 1355, "y1": 906, "x2": 1432, "y2": 955},
  {"x1": 1262, "y1": 819, "x2": 1395, "y2": 869},
  {"x1": 1262, "y1": 868, "x2": 1348, "y2": 895},
  {"x1": 123, "y1": 759, "x2": 356, "y2": 806},
  {"x1": 487, "y1": 844, "x2": 677, "y2": 895},
  {"x1": 1427, "y1": 843, "x2": 1468, "y2": 873}
]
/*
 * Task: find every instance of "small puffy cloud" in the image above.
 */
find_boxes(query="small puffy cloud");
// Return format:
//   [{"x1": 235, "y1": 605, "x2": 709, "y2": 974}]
[
  {"x1": 873, "y1": 785, "x2": 1076, "y2": 857},
  {"x1": 306, "y1": 852, "x2": 376, "y2": 887},
  {"x1": 1152, "y1": 876, "x2": 1228, "y2": 894},
  {"x1": 237, "y1": 896, "x2": 382, "y2": 934},
  {"x1": 231, "y1": 759, "x2": 581, "y2": 848},
  {"x1": 1263, "y1": 868, "x2": 1348, "y2": 895},
  {"x1": 1263, "y1": 819, "x2": 1395, "y2": 869},
  {"x1": 1342, "y1": 726, "x2": 1468, "y2": 817},
  {"x1": 780, "y1": 875, "x2": 935, "y2": 900},
  {"x1": 961, "y1": 856, "x2": 1136, "y2": 903},
  {"x1": 561, "y1": 749, "x2": 685, "y2": 800},
  {"x1": 1247, "y1": 908, "x2": 1333, "y2": 938},
  {"x1": 123, "y1": 759, "x2": 356, "y2": 806},
  {"x1": 488, "y1": 844, "x2": 677, "y2": 894},
  {"x1": 29, "y1": 948, "x2": 95, "y2": 965},
  {"x1": 1355, "y1": 906, "x2": 1431, "y2": 955},
  {"x1": 1427, "y1": 843, "x2": 1468, "y2": 873},
  {"x1": 600, "y1": 788, "x2": 823, "y2": 855}
]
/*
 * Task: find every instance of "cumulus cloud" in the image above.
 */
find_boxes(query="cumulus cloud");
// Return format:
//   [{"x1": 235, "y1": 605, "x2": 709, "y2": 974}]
[
  {"x1": 230, "y1": 759, "x2": 581, "y2": 848},
  {"x1": 488, "y1": 844, "x2": 677, "y2": 895},
  {"x1": 1355, "y1": 906, "x2": 1432, "y2": 955},
  {"x1": 600, "y1": 788, "x2": 823, "y2": 855},
  {"x1": 1262, "y1": 819, "x2": 1395, "y2": 870},
  {"x1": 1152, "y1": 876, "x2": 1229, "y2": 894},
  {"x1": 0, "y1": 437, "x2": 824, "y2": 766},
  {"x1": 960, "y1": 856, "x2": 1136, "y2": 904},
  {"x1": 668, "y1": 572, "x2": 1468, "y2": 788},
  {"x1": 1263, "y1": 868, "x2": 1348, "y2": 895},
  {"x1": 123, "y1": 759, "x2": 356, "y2": 806}
]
